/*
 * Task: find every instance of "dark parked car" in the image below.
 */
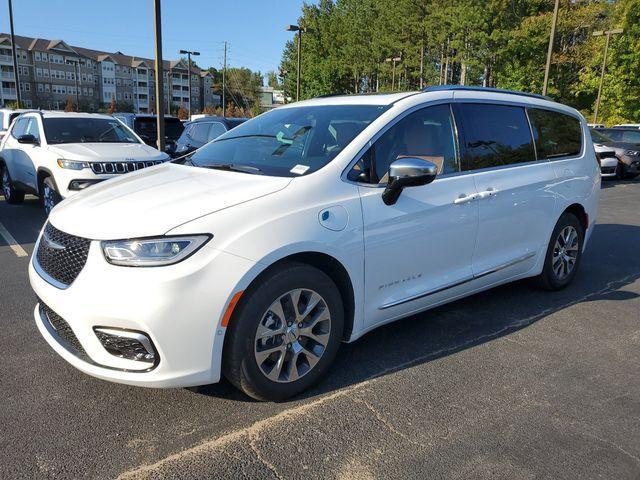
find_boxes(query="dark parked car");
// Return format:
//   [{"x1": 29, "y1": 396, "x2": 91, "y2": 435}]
[
  {"x1": 590, "y1": 128, "x2": 640, "y2": 179},
  {"x1": 173, "y1": 116, "x2": 247, "y2": 157},
  {"x1": 113, "y1": 113, "x2": 185, "y2": 156}
]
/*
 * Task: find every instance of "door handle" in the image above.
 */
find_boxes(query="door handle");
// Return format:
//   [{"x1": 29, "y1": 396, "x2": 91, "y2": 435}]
[
  {"x1": 477, "y1": 187, "x2": 499, "y2": 199},
  {"x1": 454, "y1": 193, "x2": 479, "y2": 205}
]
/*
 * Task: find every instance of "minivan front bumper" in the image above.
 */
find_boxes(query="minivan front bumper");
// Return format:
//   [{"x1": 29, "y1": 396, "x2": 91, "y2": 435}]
[{"x1": 29, "y1": 231, "x2": 257, "y2": 388}]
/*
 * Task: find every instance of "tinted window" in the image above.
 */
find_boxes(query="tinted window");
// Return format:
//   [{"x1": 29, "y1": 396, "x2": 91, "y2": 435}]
[
  {"x1": 620, "y1": 130, "x2": 640, "y2": 144},
  {"x1": 456, "y1": 104, "x2": 535, "y2": 170},
  {"x1": 11, "y1": 117, "x2": 27, "y2": 138},
  {"x1": 207, "y1": 122, "x2": 227, "y2": 141},
  {"x1": 134, "y1": 117, "x2": 184, "y2": 141},
  {"x1": 590, "y1": 129, "x2": 612, "y2": 143},
  {"x1": 349, "y1": 104, "x2": 459, "y2": 183},
  {"x1": 190, "y1": 123, "x2": 211, "y2": 144},
  {"x1": 528, "y1": 108, "x2": 582, "y2": 159},
  {"x1": 43, "y1": 118, "x2": 140, "y2": 144},
  {"x1": 190, "y1": 105, "x2": 387, "y2": 177}
]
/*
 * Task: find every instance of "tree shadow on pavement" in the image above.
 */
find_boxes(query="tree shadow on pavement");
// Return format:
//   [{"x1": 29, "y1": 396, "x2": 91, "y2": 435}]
[{"x1": 196, "y1": 223, "x2": 640, "y2": 402}]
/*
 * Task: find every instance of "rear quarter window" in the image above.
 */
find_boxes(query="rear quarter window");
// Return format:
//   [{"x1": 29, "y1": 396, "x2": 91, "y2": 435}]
[{"x1": 527, "y1": 108, "x2": 582, "y2": 159}]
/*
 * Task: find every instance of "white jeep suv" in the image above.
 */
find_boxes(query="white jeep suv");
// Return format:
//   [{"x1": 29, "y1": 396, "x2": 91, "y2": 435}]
[
  {"x1": 0, "y1": 111, "x2": 170, "y2": 213},
  {"x1": 29, "y1": 87, "x2": 600, "y2": 401}
]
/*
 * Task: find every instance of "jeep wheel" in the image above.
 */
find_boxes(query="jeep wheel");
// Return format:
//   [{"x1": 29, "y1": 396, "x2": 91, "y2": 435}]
[{"x1": 1, "y1": 164, "x2": 25, "y2": 205}]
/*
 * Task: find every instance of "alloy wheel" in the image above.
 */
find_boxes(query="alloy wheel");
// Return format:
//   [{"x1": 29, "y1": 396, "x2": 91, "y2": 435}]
[
  {"x1": 1, "y1": 167, "x2": 12, "y2": 198},
  {"x1": 552, "y1": 225, "x2": 579, "y2": 280},
  {"x1": 43, "y1": 184, "x2": 56, "y2": 214},
  {"x1": 254, "y1": 288, "x2": 331, "y2": 383}
]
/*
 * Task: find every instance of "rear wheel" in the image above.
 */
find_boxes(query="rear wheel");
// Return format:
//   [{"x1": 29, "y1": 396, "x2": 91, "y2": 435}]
[
  {"x1": 535, "y1": 212, "x2": 584, "y2": 291},
  {"x1": 42, "y1": 177, "x2": 61, "y2": 215},
  {"x1": 1, "y1": 163, "x2": 25, "y2": 205},
  {"x1": 223, "y1": 262, "x2": 344, "y2": 401}
]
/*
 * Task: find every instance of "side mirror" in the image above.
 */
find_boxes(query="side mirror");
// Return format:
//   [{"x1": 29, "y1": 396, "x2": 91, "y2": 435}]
[
  {"x1": 382, "y1": 157, "x2": 438, "y2": 205},
  {"x1": 17, "y1": 134, "x2": 39, "y2": 145}
]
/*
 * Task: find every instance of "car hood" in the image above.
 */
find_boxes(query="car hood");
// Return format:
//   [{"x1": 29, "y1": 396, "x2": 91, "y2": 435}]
[
  {"x1": 47, "y1": 142, "x2": 168, "y2": 162},
  {"x1": 49, "y1": 163, "x2": 292, "y2": 239}
]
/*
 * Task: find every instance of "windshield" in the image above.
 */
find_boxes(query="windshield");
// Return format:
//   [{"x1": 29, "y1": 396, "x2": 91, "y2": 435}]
[
  {"x1": 43, "y1": 118, "x2": 140, "y2": 144},
  {"x1": 590, "y1": 129, "x2": 612, "y2": 143},
  {"x1": 189, "y1": 105, "x2": 389, "y2": 176},
  {"x1": 135, "y1": 117, "x2": 184, "y2": 141}
]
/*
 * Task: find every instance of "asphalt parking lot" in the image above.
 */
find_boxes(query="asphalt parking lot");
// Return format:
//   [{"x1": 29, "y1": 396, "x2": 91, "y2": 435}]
[{"x1": 1, "y1": 180, "x2": 639, "y2": 480}]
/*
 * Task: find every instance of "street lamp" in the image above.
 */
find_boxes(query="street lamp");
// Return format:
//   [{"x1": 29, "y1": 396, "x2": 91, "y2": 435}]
[
  {"x1": 592, "y1": 28, "x2": 623, "y2": 124},
  {"x1": 179, "y1": 49, "x2": 200, "y2": 117},
  {"x1": 66, "y1": 59, "x2": 80, "y2": 111},
  {"x1": 385, "y1": 56, "x2": 401, "y2": 91},
  {"x1": 286, "y1": 24, "x2": 309, "y2": 101}
]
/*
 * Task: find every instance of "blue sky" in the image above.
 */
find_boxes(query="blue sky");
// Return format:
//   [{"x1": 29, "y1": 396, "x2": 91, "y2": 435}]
[{"x1": 0, "y1": 0, "x2": 309, "y2": 80}]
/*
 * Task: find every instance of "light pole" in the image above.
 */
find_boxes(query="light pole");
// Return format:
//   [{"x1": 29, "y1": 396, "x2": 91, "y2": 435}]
[
  {"x1": 8, "y1": 0, "x2": 21, "y2": 108},
  {"x1": 592, "y1": 28, "x2": 623, "y2": 124},
  {"x1": 385, "y1": 56, "x2": 401, "y2": 91},
  {"x1": 179, "y1": 49, "x2": 200, "y2": 117},
  {"x1": 152, "y1": 0, "x2": 165, "y2": 152},
  {"x1": 542, "y1": 0, "x2": 560, "y2": 96},
  {"x1": 286, "y1": 24, "x2": 309, "y2": 101},
  {"x1": 66, "y1": 59, "x2": 80, "y2": 111}
]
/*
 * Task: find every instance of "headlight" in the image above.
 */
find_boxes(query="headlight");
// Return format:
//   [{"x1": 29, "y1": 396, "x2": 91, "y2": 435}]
[
  {"x1": 101, "y1": 235, "x2": 211, "y2": 267},
  {"x1": 624, "y1": 150, "x2": 639, "y2": 156},
  {"x1": 57, "y1": 159, "x2": 90, "y2": 170}
]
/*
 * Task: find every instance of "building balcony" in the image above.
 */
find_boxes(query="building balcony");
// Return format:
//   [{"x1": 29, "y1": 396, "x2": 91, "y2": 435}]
[
  {"x1": 0, "y1": 54, "x2": 13, "y2": 64},
  {"x1": 1, "y1": 87, "x2": 17, "y2": 99},
  {"x1": 0, "y1": 71, "x2": 15, "y2": 79}
]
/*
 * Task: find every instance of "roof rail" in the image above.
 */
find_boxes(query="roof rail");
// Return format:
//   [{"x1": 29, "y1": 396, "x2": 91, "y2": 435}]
[{"x1": 422, "y1": 85, "x2": 552, "y2": 101}]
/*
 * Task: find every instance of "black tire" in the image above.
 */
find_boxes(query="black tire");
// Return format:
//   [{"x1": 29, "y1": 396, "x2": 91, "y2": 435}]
[
  {"x1": 42, "y1": 176, "x2": 61, "y2": 215},
  {"x1": 1, "y1": 163, "x2": 25, "y2": 205},
  {"x1": 223, "y1": 262, "x2": 344, "y2": 401},
  {"x1": 614, "y1": 161, "x2": 624, "y2": 180},
  {"x1": 534, "y1": 212, "x2": 584, "y2": 291}
]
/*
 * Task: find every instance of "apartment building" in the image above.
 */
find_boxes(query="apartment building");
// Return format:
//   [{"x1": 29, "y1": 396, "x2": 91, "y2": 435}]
[{"x1": 0, "y1": 33, "x2": 221, "y2": 113}]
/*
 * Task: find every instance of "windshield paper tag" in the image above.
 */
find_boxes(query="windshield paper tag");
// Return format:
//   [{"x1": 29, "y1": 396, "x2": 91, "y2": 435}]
[{"x1": 290, "y1": 164, "x2": 310, "y2": 175}]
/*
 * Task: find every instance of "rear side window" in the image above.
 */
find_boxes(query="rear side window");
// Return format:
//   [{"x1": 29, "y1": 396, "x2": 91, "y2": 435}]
[
  {"x1": 207, "y1": 122, "x2": 227, "y2": 141},
  {"x1": 190, "y1": 123, "x2": 211, "y2": 144},
  {"x1": 456, "y1": 104, "x2": 535, "y2": 170},
  {"x1": 527, "y1": 108, "x2": 582, "y2": 159}
]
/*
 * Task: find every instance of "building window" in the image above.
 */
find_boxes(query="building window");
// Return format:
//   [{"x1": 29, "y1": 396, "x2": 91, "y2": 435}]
[
  {"x1": 23, "y1": 99, "x2": 32, "y2": 108},
  {"x1": 34, "y1": 52, "x2": 41, "y2": 61},
  {"x1": 83, "y1": 87, "x2": 88, "y2": 96},
  {"x1": 42, "y1": 53, "x2": 48, "y2": 62},
  {"x1": 43, "y1": 69, "x2": 49, "y2": 78},
  {"x1": 37, "y1": 83, "x2": 44, "y2": 92},
  {"x1": 44, "y1": 84, "x2": 50, "y2": 92},
  {"x1": 36, "y1": 68, "x2": 43, "y2": 77}
]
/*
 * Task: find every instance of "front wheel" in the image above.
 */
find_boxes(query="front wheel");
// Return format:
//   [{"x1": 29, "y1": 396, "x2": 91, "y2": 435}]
[
  {"x1": 534, "y1": 212, "x2": 584, "y2": 291},
  {"x1": 42, "y1": 177, "x2": 61, "y2": 215},
  {"x1": 223, "y1": 262, "x2": 344, "y2": 401},
  {"x1": 1, "y1": 164, "x2": 25, "y2": 205}
]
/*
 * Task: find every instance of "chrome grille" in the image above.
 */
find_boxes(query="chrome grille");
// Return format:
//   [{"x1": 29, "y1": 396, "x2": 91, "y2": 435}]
[
  {"x1": 35, "y1": 223, "x2": 91, "y2": 287},
  {"x1": 40, "y1": 302, "x2": 87, "y2": 356},
  {"x1": 90, "y1": 160, "x2": 164, "y2": 175}
]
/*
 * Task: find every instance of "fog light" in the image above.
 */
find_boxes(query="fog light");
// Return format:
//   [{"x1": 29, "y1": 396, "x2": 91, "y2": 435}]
[
  {"x1": 94, "y1": 327, "x2": 157, "y2": 364},
  {"x1": 68, "y1": 179, "x2": 103, "y2": 190}
]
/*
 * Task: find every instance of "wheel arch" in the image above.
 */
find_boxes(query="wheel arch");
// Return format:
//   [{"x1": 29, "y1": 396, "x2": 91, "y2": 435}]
[
  {"x1": 36, "y1": 167, "x2": 56, "y2": 195},
  {"x1": 563, "y1": 203, "x2": 588, "y2": 232},
  {"x1": 234, "y1": 251, "x2": 356, "y2": 342}
]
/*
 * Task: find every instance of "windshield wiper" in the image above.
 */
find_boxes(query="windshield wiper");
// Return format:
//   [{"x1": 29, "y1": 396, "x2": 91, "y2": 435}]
[{"x1": 201, "y1": 163, "x2": 263, "y2": 174}]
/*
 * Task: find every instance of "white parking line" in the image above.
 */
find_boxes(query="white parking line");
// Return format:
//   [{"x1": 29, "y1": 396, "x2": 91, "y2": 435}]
[{"x1": 0, "y1": 221, "x2": 28, "y2": 257}]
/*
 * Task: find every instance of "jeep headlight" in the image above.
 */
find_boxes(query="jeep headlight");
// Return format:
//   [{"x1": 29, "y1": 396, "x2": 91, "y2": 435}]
[
  {"x1": 57, "y1": 159, "x2": 90, "y2": 170},
  {"x1": 101, "y1": 235, "x2": 211, "y2": 267}
]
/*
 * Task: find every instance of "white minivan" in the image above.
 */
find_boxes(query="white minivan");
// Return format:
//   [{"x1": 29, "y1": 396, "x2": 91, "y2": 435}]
[{"x1": 29, "y1": 87, "x2": 600, "y2": 401}]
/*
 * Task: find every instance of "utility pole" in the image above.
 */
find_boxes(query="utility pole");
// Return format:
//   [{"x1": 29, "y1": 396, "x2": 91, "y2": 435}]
[
  {"x1": 542, "y1": 0, "x2": 560, "y2": 96},
  {"x1": 419, "y1": 43, "x2": 425, "y2": 89},
  {"x1": 179, "y1": 49, "x2": 200, "y2": 118},
  {"x1": 222, "y1": 41, "x2": 227, "y2": 117},
  {"x1": 152, "y1": 0, "x2": 165, "y2": 152},
  {"x1": 385, "y1": 56, "x2": 401, "y2": 91},
  {"x1": 8, "y1": 0, "x2": 21, "y2": 108},
  {"x1": 593, "y1": 28, "x2": 623, "y2": 124}
]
